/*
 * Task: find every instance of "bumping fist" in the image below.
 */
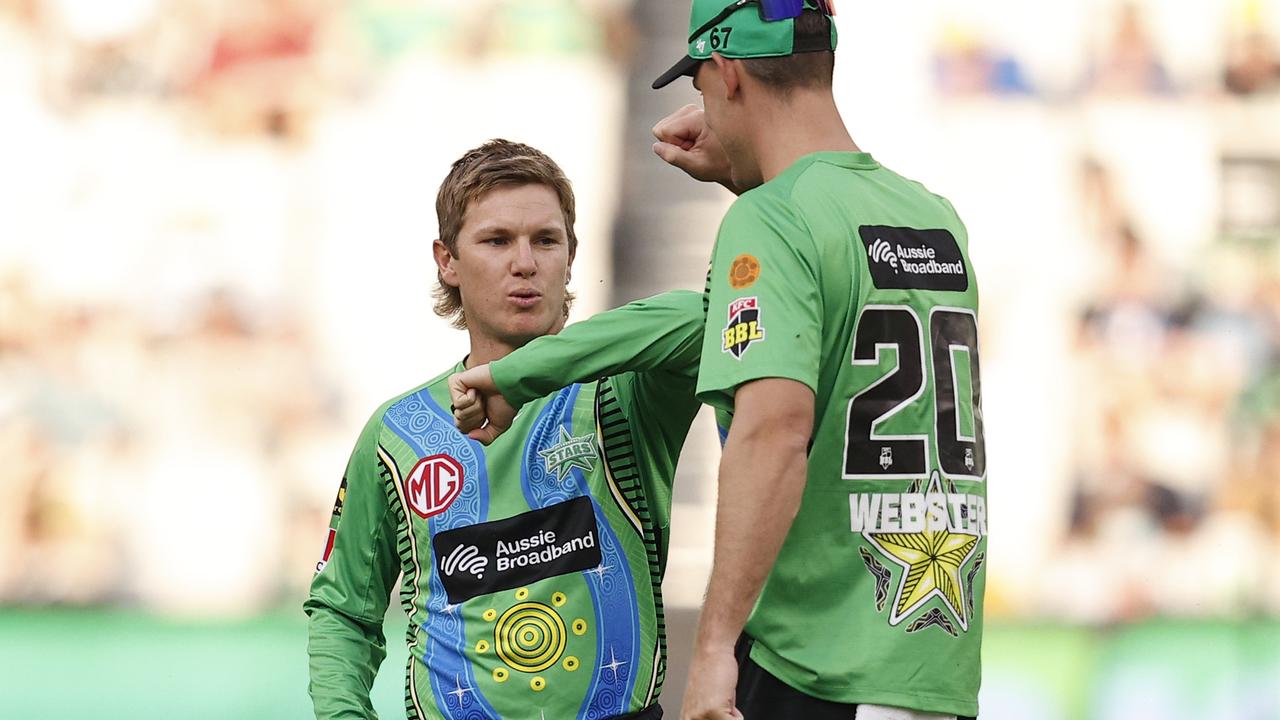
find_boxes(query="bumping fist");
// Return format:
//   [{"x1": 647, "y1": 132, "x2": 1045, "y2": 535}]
[
  {"x1": 652, "y1": 104, "x2": 737, "y2": 192},
  {"x1": 448, "y1": 365, "x2": 518, "y2": 445}
]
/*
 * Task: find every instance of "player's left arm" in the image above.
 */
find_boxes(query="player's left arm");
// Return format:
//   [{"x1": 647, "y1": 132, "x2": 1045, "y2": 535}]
[
  {"x1": 685, "y1": 378, "x2": 813, "y2": 714},
  {"x1": 682, "y1": 195, "x2": 822, "y2": 720}
]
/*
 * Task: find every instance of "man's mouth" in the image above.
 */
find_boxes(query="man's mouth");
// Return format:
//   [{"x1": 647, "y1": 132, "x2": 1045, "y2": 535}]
[{"x1": 509, "y1": 289, "x2": 542, "y2": 308}]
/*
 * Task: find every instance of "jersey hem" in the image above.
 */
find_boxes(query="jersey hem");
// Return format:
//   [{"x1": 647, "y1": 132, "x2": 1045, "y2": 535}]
[{"x1": 748, "y1": 643, "x2": 979, "y2": 717}]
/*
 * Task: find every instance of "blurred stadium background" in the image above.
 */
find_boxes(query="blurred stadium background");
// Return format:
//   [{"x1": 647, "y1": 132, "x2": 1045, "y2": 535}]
[{"x1": 3, "y1": 0, "x2": 1280, "y2": 717}]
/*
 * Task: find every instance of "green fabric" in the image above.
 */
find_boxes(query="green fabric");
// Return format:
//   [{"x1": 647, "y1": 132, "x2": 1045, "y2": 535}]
[
  {"x1": 305, "y1": 405, "x2": 399, "y2": 719},
  {"x1": 305, "y1": 292, "x2": 701, "y2": 719},
  {"x1": 491, "y1": 290, "x2": 705, "y2": 552},
  {"x1": 684, "y1": 0, "x2": 837, "y2": 61},
  {"x1": 697, "y1": 151, "x2": 987, "y2": 716},
  {"x1": 8, "y1": 610, "x2": 1280, "y2": 719}
]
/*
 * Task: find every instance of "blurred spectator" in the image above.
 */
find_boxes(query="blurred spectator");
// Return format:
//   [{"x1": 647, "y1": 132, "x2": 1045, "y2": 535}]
[
  {"x1": 934, "y1": 24, "x2": 1034, "y2": 98},
  {"x1": 1224, "y1": 32, "x2": 1280, "y2": 95},
  {"x1": 192, "y1": 0, "x2": 334, "y2": 140},
  {"x1": 1089, "y1": 3, "x2": 1172, "y2": 96}
]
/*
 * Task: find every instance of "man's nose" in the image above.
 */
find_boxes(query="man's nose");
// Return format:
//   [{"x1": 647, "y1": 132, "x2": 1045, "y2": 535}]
[{"x1": 511, "y1": 239, "x2": 536, "y2": 276}]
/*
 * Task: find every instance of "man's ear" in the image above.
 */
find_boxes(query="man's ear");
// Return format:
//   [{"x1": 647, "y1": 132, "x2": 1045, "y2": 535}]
[
  {"x1": 433, "y1": 239, "x2": 459, "y2": 288},
  {"x1": 711, "y1": 52, "x2": 742, "y2": 100}
]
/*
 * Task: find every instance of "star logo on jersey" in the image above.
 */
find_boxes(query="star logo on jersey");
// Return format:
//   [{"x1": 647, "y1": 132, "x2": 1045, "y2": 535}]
[
  {"x1": 539, "y1": 427, "x2": 598, "y2": 481},
  {"x1": 860, "y1": 472, "x2": 983, "y2": 633}
]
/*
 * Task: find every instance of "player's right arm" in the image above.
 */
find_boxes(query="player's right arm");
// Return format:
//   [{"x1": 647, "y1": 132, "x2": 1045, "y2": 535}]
[
  {"x1": 304, "y1": 410, "x2": 400, "y2": 719},
  {"x1": 450, "y1": 290, "x2": 704, "y2": 442},
  {"x1": 652, "y1": 104, "x2": 741, "y2": 195},
  {"x1": 492, "y1": 289, "x2": 703, "y2": 404}
]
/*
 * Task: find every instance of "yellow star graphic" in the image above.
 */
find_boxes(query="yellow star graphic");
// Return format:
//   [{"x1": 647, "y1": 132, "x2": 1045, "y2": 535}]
[{"x1": 865, "y1": 474, "x2": 980, "y2": 629}]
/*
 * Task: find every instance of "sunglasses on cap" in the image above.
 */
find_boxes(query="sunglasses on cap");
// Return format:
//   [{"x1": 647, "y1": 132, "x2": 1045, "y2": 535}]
[{"x1": 688, "y1": 0, "x2": 833, "y2": 43}]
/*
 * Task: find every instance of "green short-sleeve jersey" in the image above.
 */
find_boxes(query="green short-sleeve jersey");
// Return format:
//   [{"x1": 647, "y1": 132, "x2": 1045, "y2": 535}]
[
  {"x1": 697, "y1": 153, "x2": 987, "y2": 716},
  {"x1": 306, "y1": 293, "x2": 702, "y2": 720}
]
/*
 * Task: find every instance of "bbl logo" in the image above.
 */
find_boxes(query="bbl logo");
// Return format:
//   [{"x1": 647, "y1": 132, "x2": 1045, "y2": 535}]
[
  {"x1": 404, "y1": 454, "x2": 464, "y2": 520},
  {"x1": 722, "y1": 297, "x2": 765, "y2": 359}
]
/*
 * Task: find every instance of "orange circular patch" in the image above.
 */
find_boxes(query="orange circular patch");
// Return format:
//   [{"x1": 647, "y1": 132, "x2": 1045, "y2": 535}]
[{"x1": 729, "y1": 254, "x2": 761, "y2": 289}]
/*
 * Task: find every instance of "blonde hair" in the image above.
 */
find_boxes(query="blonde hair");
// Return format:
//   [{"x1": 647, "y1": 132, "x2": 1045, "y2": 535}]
[{"x1": 434, "y1": 139, "x2": 578, "y2": 329}]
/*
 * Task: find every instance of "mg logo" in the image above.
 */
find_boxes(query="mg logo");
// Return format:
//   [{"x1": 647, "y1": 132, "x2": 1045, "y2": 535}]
[{"x1": 405, "y1": 455, "x2": 464, "y2": 520}]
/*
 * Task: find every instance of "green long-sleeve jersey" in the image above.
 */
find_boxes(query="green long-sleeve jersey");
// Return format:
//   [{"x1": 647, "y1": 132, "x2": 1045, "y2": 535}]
[{"x1": 305, "y1": 291, "x2": 703, "y2": 720}]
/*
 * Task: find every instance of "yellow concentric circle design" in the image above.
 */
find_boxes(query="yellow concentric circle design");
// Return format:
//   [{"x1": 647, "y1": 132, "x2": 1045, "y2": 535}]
[
  {"x1": 493, "y1": 668, "x2": 509, "y2": 683},
  {"x1": 494, "y1": 602, "x2": 566, "y2": 673},
  {"x1": 475, "y1": 639, "x2": 490, "y2": 654},
  {"x1": 571, "y1": 618, "x2": 588, "y2": 636},
  {"x1": 483, "y1": 609, "x2": 497, "y2": 622},
  {"x1": 515, "y1": 587, "x2": 529, "y2": 600},
  {"x1": 563, "y1": 656, "x2": 579, "y2": 672},
  {"x1": 530, "y1": 676, "x2": 546, "y2": 692},
  {"x1": 552, "y1": 592, "x2": 567, "y2": 607}
]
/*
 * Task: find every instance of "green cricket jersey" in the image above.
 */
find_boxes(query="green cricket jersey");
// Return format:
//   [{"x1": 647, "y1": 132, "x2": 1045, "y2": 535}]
[
  {"x1": 698, "y1": 152, "x2": 987, "y2": 716},
  {"x1": 305, "y1": 291, "x2": 703, "y2": 720}
]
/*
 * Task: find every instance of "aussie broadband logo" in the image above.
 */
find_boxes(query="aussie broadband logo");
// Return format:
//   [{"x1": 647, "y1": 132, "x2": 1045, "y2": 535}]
[
  {"x1": 494, "y1": 528, "x2": 596, "y2": 572},
  {"x1": 440, "y1": 544, "x2": 488, "y2": 579},
  {"x1": 860, "y1": 226, "x2": 968, "y2": 292},
  {"x1": 869, "y1": 238, "x2": 899, "y2": 271},
  {"x1": 432, "y1": 497, "x2": 602, "y2": 604}
]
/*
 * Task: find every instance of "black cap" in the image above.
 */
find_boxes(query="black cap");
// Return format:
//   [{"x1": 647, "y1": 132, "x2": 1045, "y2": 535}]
[{"x1": 652, "y1": 56, "x2": 703, "y2": 90}]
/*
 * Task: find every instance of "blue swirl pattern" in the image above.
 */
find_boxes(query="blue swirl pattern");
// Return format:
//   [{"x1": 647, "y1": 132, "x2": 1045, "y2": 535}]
[
  {"x1": 385, "y1": 390, "x2": 497, "y2": 720},
  {"x1": 521, "y1": 385, "x2": 641, "y2": 720}
]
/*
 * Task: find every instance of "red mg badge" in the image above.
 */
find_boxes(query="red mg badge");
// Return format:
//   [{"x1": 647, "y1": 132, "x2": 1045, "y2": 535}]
[{"x1": 404, "y1": 454, "x2": 464, "y2": 519}]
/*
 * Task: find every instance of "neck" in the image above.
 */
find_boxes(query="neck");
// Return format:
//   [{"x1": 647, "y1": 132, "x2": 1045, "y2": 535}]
[
  {"x1": 464, "y1": 331, "x2": 517, "y2": 369},
  {"x1": 747, "y1": 89, "x2": 859, "y2": 183},
  {"x1": 463, "y1": 317, "x2": 567, "y2": 369}
]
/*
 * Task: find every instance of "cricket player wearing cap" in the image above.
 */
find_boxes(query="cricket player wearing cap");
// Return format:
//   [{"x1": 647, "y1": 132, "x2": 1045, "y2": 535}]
[{"x1": 651, "y1": 2, "x2": 987, "y2": 719}]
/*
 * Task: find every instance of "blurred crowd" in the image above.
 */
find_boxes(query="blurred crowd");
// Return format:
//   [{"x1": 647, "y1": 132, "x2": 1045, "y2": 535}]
[
  {"x1": 0, "y1": 0, "x2": 633, "y2": 140},
  {"x1": 935, "y1": 2, "x2": 1280, "y2": 98},
  {"x1": 0, "y1": 0, "x2": 632, "y2": 613},
  {"x1": 4, "y1": 0, "x2": 1280, "y2": 625},
  {"x1": 1045, "y1": 159, "x2": 1280, "y2": 621},
  {"x1": 0, "y1": 279, "x2": 343, "y2": 610}
]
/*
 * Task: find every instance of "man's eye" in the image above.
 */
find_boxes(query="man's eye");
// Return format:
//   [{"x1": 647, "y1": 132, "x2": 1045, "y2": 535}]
[
  {"x1": 537, "y1": 236, "x2": 559, "y2": 246},
  {"x1": 485, "y1": 237, "x2": 507, "y2": 245}
]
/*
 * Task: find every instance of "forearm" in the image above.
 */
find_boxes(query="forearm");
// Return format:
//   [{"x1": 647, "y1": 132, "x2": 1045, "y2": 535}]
[
  {"x1": 696, "y1": 426, "x2": 809, "y2": 652},
  {"x1": 305, "y1": 600, "x2": 387, "y2": 719},
  {"x1": 490, "y1": 290, "x2": 703, "y2": 405}
]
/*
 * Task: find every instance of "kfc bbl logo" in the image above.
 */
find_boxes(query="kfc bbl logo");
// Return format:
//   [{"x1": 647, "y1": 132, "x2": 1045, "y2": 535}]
[{"x1": 722, "y1": 297, "x2": 765, "y2": 359}]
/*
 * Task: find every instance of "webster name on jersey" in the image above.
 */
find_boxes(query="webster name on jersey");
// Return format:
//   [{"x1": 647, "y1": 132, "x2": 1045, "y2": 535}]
[{"x1": 849, "y1": 490, "x2": 987, "y2": 536}]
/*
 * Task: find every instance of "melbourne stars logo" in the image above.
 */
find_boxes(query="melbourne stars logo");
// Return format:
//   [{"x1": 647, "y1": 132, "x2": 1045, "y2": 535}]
[
  {"x1": 859, "y1": 472, "x2": 983, "y2": 635},
  {"x1": 539, "y1": 427, "x2": 599, "y2": 480}
]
